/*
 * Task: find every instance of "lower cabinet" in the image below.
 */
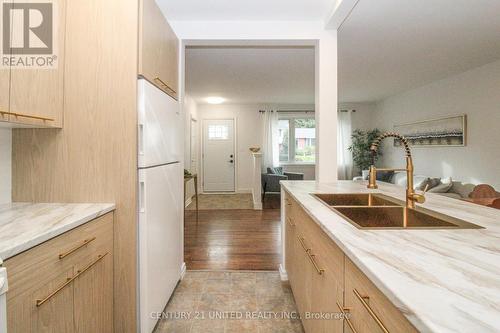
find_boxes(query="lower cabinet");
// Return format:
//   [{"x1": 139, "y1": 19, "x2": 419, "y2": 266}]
[
  {"x1": 285, "y1": 194, "x2": 344, "y2": 333},
  {"x1": 4, "y1": 213, "x2": 114, "y2": 333},
  {"x1": 284, "y1": 191, "x2": 418, "y2": 333}
]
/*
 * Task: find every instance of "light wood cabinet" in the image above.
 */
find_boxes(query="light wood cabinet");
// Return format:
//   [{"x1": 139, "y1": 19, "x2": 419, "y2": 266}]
[
  {"x1": 284, "y1": 190, "x2": 418, "y2": 333},
  {"x1": 2, "y1": 0, "x2": 66, "y2": 127},
  {"x1": 0, "y1": 67, "x2": 9, "y2": 122},
  {"x1": 344, "y1": 258, "x2": 418, "y2": 333},
  {"x1": 139, "y1": 0, "x2": 179, "y2": 99},
  {"x1": 4, "y1": 213, "x2": 114, "y2": 333}
]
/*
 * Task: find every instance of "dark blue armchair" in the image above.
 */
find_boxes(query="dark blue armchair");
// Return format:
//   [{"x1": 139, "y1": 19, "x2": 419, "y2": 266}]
[{"x1": 261, "y1": 167, "x2": 304, "y2": 203}]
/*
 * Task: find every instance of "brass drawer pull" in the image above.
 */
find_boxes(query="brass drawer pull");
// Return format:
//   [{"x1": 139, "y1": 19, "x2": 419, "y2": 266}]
[
  {"x1": 154, "y1": 77, "x2": 176, "y2": 94},
  {"x1": 336, "y1": 302, "x2": 358, "y2": 333},
  {"x1": 287, "y1": 217, "x2": 295, "y2": 227},
  {"x1": 308, "y1": 253, "x2": 324, "y2": 275},
  {"x1": 353, "y1": 288, "x2": 390, "y2": 333},
  {"x1": 297, "y1": 236, "x2": 324, "y2": 275},
  {"x1": 36, "y1": 253, "x2": 109, "y2": 307},
  {"x1": 0, "y1": 110, "x2": 54, "y2": 122},
  {"x1": 298, "y1": 236, "x2": 309, "y2": 252},
  {"x1": 59, "y1": 237, "x2": 96, "y2": 259}
]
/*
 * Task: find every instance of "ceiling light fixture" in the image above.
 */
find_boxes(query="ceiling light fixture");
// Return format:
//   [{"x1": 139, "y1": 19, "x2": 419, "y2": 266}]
[{"x1": 206, "y1": 97, "x2": 226, "y2": 104}]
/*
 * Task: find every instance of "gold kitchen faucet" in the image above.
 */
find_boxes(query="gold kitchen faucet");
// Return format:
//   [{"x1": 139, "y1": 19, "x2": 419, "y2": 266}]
[{"x1": 367, "y1": 132, "x2": 427, "y2": 209}]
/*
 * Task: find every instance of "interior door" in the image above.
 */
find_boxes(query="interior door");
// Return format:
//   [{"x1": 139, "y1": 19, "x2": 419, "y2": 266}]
[{"x1": 203, "y1": 119, "x2": 235, "y2": 192}]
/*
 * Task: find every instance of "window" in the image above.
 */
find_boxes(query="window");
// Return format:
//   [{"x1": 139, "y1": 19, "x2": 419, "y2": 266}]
[
  {"x1": 278, "y1": 117, "x2": 316, "y2": 164},
  {"x1": 208, "y1": 125, "x2": 229, "y2": 140}
]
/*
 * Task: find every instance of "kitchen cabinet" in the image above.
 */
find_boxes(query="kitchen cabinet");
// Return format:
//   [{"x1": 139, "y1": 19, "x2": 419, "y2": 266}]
[
  {"x1": 139, "y1": 0, "x2": 179, "y2": 99},
  {"x1": 0, "y1": 68, "x2": 9, "y2": 122},
  {"x1": 4, "y1": 213, "x2": 114, "y2": 333},
  {"x1": 0, "y1": 0, "x2": 66, "y2": 128},
  {"x1": 284, "y1": 190, "x2": 417, "y2": 333},
  {"x1": 344, "y1": 258, "x2": 418, "y2": 333}
]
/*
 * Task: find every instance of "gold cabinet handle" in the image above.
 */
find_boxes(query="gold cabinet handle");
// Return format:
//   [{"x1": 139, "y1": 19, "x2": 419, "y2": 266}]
[
  {"x1": 297, "y1": 236, "x2": 324, "y2": 275},
  {"x1": 154, "y1": 77, "x2": 176, "y2": 95},
  {"x1": 59, "y1": 237, "x2": 96, "y2": 259},
  {"x1": 0, "y1": 110, "x2": 54, "y2": 122},
  {"x1": 308, "y1": 253, "x2": 324, "y2": 275},
  {"x1": 353, "y1": 288, "x2": 390, "y2": 333},
  {"x1": 36, "y1": 253, "x2": 109, "y2": 307},
  {"x1": 298, "y1": 236, "x2": 309, "y2": 252},
  {"x1": 336, "y1": 301, "x2": 358, "y2": 333},
  {"x1": 286, "y1": 217, "x2": 295, "y2": 227}
]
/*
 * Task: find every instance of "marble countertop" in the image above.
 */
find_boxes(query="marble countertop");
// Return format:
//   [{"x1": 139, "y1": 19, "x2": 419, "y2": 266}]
[
  {"x1": 281, "y1": 180, "x2": 500, "y2": 333},
  {"x1": 0, "y1": 202, "x2": 115, "y2": 261}
]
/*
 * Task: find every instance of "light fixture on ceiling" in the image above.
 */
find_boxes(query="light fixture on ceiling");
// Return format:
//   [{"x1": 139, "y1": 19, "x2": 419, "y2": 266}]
[{"x1": 206, "y1": 97, "x2": 226, "y2": 104}]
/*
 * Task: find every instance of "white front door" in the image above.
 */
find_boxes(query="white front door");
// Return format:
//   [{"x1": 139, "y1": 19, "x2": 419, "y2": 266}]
[{"x1": 203, "y1": 119, "x2": 235, "y2": 192}]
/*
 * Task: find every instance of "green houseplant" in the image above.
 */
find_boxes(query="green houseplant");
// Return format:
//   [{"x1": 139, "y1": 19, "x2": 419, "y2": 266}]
[{"x1": 348, "y1": 129, "x2": 383, "y2": 176}]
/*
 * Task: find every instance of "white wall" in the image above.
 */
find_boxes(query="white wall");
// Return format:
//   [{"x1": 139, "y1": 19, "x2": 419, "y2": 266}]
[
  {"x1": 197, "y1": 104, "x2": 263, "y2": 193},
  {"x1": 373, "y1": 60, "x2": 500, "y2": 189},
  {"x1": 172, "y1": 20, "x2": 339, "y2": 183},
  {"x1": 0, "y1": 128, "x2": 12, "y2": 203},
  {"x1": 339, "y1": 102, "x2": 377, "y2": 131},
  {"x1": 197, "y1": 104, "x2": 318, "y2": 192},
  {"x1": 184, "y1": 95, "x2": 198, "y2": 204}
]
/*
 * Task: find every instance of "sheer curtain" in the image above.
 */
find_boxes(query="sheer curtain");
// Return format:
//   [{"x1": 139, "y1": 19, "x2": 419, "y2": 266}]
[
  {"x1": 337, "y1": 110, "x2": 353, "y2": 180},
  {"x1": 261, "y1": 110, "x2": 279, "y2": 172}
]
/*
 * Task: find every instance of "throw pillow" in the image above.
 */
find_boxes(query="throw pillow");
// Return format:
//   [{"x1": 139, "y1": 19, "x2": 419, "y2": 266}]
[
  {"x1": 418, "y1": 177, "x2": 441, "y2": 191},
  {"x1": 428, "y1": 178, "x2": 453, "y2": 193},
  {"x1": 376, "y1": 171, "x2": 394, "y2": 182}
]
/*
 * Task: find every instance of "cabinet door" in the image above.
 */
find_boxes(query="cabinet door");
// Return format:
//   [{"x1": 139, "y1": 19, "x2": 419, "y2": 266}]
[
  {"x1": 0, "y1": 1, "x2": 11, "y2": 122},
  {"x1": 0, "y1": 66, "x2": 9, "y2": 122},
  {"x1": 7, "y1": 269, "x2": 75, "y2": 333},
  {"x1": 139, "y1": 0, "x2": 178, "y2": 99},
  {"x1": 73, "y1": 252, "x2": 114, "y2": 333},
  {"x1": 8, "y1": 0, "x2": 66, "y2": 127}
]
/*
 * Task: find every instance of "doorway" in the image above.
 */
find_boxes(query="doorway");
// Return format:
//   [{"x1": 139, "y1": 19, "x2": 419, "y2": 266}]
[{"x1": 202, "y1": 119, "x2": 235, "y2": 192}]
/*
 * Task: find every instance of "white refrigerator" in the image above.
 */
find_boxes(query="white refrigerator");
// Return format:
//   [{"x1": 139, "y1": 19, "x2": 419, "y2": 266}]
[{"x1": 137, "y1": 79, "x2": 183, "y2": 333}]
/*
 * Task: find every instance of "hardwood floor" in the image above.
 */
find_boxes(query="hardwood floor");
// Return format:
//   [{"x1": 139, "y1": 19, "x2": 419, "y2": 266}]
[{"x1": 184, "y1": 208, "x2": 282, "y2": 270}]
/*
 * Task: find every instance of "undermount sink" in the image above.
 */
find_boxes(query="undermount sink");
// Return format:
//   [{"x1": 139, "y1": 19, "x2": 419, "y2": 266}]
[
  {"x1": 311, "y1": 193, "x2": 483, "y2": 230},
  {"x1": 312, "y1": 193, "x2": 402, "y2": 207}
]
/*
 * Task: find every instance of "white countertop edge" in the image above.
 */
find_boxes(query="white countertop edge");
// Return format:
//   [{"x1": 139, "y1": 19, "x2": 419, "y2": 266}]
[{"x1": 0, "y1": 203, "x2": 116, "y2": 261}]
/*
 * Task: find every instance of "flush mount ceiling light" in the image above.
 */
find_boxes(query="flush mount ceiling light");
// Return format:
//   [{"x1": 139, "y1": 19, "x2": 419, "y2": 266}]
[{"x1": 206, "y1": 97, "x2": 226, "y2": 104}]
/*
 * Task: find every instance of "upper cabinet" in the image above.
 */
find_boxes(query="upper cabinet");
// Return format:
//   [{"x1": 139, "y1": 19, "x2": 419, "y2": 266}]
[
  {"x1": 139, "y1": 0, "x2": 179, "y2": 99},
  {"x1": 0, "y1": 0, "x2": 66, "y2": 128}
]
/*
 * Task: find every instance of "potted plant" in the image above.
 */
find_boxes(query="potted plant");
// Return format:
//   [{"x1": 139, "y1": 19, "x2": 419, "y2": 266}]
[{"x1": 348, "y1": 129, "x2": 383, "y2": 178}]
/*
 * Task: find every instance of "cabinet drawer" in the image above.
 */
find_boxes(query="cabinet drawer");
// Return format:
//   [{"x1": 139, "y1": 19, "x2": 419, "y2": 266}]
[
  {"x1": 344, "y1": 258, "x2": 418, "y2": 333},
  {"x1": 4, "y1": 212, "x2": 113, "y2": 298},
  {"x1": 295, "y1": 204, "x2": 344, "y2": 287}
]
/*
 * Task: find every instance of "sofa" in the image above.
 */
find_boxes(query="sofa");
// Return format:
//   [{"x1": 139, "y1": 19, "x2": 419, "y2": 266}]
[
  {"x1": 353, "y1": 171, "x2": 475, "y2": 199},
  {"x1": 262, "y1": 167, "x2": 304, "y2": 202}
]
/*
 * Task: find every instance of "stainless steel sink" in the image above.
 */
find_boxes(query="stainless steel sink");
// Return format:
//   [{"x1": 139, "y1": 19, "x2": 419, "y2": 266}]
[
  {"x1": 312, "y1": 193, "x2": 403, "y2": 207},
  {"x1": 311, "y1": 193, "x2": 483, "y2": 230}
]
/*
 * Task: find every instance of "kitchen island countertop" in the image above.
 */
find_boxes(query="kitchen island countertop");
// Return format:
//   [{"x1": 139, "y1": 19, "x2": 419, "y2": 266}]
[{"x1": 281, "y1": 180, "x2": 500, "y2": 333}]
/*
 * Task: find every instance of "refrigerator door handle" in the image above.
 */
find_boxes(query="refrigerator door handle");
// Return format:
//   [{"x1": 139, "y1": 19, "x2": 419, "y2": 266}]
[
  {"x1": 139, "y1": 181, "x2": 146, "y2": 213},
  {"x1": 138, "y1": 124, "x2": 144, "y2": 156}
]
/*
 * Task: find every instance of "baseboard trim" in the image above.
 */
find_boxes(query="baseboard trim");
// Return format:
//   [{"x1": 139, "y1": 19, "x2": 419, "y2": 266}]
[
  {"x1": 279, "y1": 264, "x2": 288, "y2": 281},
  {"x1": 253, "y1": 201, "x2": 262, "y2": 210}
]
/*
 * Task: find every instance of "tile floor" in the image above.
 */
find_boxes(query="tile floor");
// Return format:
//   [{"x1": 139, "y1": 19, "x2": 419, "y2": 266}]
[{"x1": 154, "y1": 271, "x2": 304, "y2": 333}]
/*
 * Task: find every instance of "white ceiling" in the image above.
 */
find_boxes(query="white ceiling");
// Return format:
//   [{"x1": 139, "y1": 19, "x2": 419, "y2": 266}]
[
  {"x1": 338, "y1": 0, "x2": 500, "y2": 103},
  {"x1": 185, "y1": 47, "x2": 315, "y2": 104},
  {"x1": 156, "y1": 0, "x2": 335, "y2": 21}
]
